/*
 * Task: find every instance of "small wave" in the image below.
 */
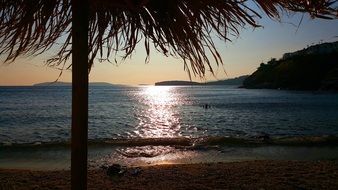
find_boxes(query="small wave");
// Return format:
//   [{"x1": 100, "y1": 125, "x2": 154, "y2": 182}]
[
  {"x1": 103, "y1": 137, "x2": 192, "y2": 146},
  {"x1": 116, "y1": 146, "x2": 176, "y2": 158},
  {"x1": 271, "y1": 135, "x2": 338, "y2": 145},
  {"x1": 195, "y1": 135, "x2": 338, "y2": 146},
  {"x1": 1, "y1": 135, "x2": 338, "y2": 148}
]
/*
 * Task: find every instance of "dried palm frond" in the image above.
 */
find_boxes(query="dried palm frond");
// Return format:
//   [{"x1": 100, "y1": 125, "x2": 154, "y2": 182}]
[{"x1": 1, "y1": 0, "x2": 337, "y2": 76}]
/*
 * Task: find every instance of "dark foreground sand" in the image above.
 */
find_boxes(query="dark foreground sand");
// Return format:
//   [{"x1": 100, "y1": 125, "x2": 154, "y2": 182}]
[{"x1": 1, "y1": 160, "x2": 338, "y2": 190}]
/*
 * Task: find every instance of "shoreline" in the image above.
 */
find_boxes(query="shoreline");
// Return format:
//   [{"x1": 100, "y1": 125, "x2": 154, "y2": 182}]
[
  {"x1": 1, "y1": 160, "x2": 338, "y2": 189},
  {"x1": 2, "y1": 144, "x2": 338, "y2": 171}
]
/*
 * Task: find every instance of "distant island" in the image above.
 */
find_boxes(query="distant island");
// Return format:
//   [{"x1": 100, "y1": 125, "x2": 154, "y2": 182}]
[
  {"x1": 155, "y1": 75, "x2": 248, "y2": 86},
  {"x1": 33, "y1": 82, "x2": 119, "y2": 86},
  {"x1": 242, "y1": 41, "x2": 338, "y2": 91},
  {"x1": 155, "y1": 81, "x2": 200, "y2": 86}
]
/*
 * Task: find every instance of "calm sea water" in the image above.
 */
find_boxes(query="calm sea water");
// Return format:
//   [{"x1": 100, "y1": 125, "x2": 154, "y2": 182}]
[{"x1": 1, "y1": 85, "x2": 338, "y2": 145}]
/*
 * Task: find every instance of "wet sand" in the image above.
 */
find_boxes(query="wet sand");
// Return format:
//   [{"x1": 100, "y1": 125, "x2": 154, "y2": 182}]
[{"x1": 1, "y1": 160, "x2": 338, "y2": 190}]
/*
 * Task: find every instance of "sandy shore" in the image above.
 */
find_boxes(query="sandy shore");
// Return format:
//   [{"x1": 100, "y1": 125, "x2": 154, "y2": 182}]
[{"x1": 1, "y1": 160, "x2": 338, "y2": 190}]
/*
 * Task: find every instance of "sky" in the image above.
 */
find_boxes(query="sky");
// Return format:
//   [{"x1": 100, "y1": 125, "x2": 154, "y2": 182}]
[{"x1": 1, "y1": 9, "x2": 338, "y2": 86}]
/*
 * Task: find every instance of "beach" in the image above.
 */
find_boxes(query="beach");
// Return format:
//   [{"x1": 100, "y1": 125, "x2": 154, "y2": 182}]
[{"x1": 1, "y1": 160, "x2": 338, "y2": 190}]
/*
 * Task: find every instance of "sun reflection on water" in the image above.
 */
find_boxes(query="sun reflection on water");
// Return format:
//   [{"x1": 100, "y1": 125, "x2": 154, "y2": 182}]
[
  {"x1": 109, "y1": 86, "x2": 191, "y2": 166},
  {"x1": 134, "y1": 86, "x2": 181, "y2": 138}
]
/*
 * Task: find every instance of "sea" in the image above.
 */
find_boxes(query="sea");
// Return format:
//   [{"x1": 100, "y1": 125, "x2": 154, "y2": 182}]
[{"x1": 1, "y1": 85, "x2": 338, "y2": 170}]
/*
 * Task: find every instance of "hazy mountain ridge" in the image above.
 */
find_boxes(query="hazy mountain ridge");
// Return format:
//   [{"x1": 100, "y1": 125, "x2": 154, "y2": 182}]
[
  {"x1": 204, "y1": 75, "x2": 249, "y2": 85},
  {"x1": 33, "y1": 82, "x2": 118, "y2": 86},
  {"x1": 242, "y1": 41, "x2": 338, "y2": 91},
  {"x1": 155, "y1": 75, "x2": 248, "y2": 86}
]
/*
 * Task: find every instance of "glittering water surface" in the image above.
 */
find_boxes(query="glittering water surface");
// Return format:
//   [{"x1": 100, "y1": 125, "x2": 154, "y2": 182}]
[
  {"x1": 133, "y1": 86, "x2": 182, "y2": 138},
  {"x1": 1, "y1": 85, "x2": 338, "y2": 169},
  {"x1": 1, "y1": 85, "x2": 338, "y2": 144}
]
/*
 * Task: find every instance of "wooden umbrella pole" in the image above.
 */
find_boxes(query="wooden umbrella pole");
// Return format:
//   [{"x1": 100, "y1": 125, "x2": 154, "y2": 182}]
[{"x1": 71, "y1": 0, "x2": 89, "y2": 189}]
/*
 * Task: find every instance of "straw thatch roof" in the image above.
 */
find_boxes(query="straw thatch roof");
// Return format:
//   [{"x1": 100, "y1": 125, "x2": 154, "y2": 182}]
[{"x1": 1, "y1": 0, "x2": 337, "y2": 76}]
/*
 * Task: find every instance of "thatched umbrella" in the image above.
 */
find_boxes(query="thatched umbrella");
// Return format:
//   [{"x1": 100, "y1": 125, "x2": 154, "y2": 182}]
[{"x1": 1, "y1": 0, "x2": 337, "y2": 189}]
